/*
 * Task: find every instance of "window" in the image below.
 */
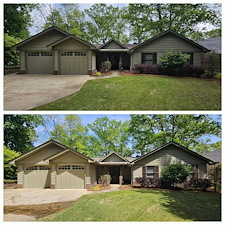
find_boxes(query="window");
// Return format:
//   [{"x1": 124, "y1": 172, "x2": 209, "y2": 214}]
[
  {"x1": 41, "y1": 52, "x2": 52, "y2": 56},
  {"x1": 74, "y1": 52, "x2": 86, "y2": 56},
  {"x1": 61, "y1": 52, "x2": 73, "y2": 56},
  {"x1": 58, "y1": 165, "x2": 71, "y2": 170},
  {"x1": 28, "y1": 52, "x2": 39, "y2": 56},
  {"x1": 26, "y1": 166, "x2": 50, "y2": 170},
  {"x1": 72, "y1": 165, "x2": 84, "y2": 170},
  {"x1": 39, "y1": 166, "x2": 50, "y2": 170},
  {"x1": 58, "y1": 165, "x2": 84, "y2": 170},
  {"x1": 142, "y1": 53, "x2": 157, "y2": 64},
  {"x1": 146, "y1": 166, "x2": 155, "y2": 178},
  {"x1": 183, "y1": 53, "x2": 193, "y2": 65}
]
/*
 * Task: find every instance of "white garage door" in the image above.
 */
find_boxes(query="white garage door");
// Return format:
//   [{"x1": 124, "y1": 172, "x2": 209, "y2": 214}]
[
  {"x1": 24, "y1": 165, "x2": 50, "y2": 188},
  {"x1": 57, "y1": 165, "x2": 85, "y2": 189},
  {"x1": 26, "y1": 52, "x2": 53, "y2": 74},
  {"x1": 60, "y1": 51, "x2": 88, "y2": 75}
]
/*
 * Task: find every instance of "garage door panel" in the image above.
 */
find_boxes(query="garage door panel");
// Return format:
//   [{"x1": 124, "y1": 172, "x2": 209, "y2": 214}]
[
  {"x1": 24, "y1": 165, "x2": 50, "y2": 188},
  {"x1": 26, "y1": 52, "x2": 53, "y2": 74},
  {"x1": 60, "y1": 51, "x2": 88, "y2": 75},
  {"x1": 57, "y1": 165, "x2": 85, "y2": 189}
]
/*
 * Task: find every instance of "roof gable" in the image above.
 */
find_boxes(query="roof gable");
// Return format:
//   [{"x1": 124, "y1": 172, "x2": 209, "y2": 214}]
[
  {"x1": 12, "y1": 26, "x2": 69, "y2": 50},
  {"x1": 132, "y1": 142, "x2": 214, "y2": 164},
  {"x1": 9, "y1": 139, "x2": 67, "y2": 165},
  {"x1": 98, "y1": 39, "x2": 127, "y2": 49},
  {"x1": 98, "y1": 151, "x2": 129, "y2": 162},
  {"x1": 131, "y1": 30, "x2": 209, "y2": 52},
  {"x1": 47, "y1": 35, "x2": 96, "y2": 49}
]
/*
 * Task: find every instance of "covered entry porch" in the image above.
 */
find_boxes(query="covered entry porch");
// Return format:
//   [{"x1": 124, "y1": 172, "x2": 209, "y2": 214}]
[{"x1": 96, "y1": 164, "x2": 131, "y2": 185}]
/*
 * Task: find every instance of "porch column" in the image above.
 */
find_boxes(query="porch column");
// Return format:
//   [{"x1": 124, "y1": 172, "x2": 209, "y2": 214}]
[
  {"x1": 53, "y1": 50, "x2": 59, "y2": 75},
  {"x1": 119, "y1": 53, "x2": 122, "y2": 71},
  {"x1": 119, "y1": 166, "x2": 123, "y2": 185}
]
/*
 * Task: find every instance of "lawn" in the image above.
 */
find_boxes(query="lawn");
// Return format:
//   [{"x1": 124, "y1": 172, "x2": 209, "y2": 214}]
[
  {"x1": 40, "y1": 190, "x2": 221, "y2": 221},
  {"x1": 33, "y1": 75, "x2": 221, "y2": 110}
]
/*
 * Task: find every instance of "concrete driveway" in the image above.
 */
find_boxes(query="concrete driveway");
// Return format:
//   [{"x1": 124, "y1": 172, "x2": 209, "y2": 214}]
[
  {"x1": 4, "y1": 73, "x2": 90, "y2": 110},
  {"x1": 4, "y1": 189, "x2": 88, "y2": 206}
]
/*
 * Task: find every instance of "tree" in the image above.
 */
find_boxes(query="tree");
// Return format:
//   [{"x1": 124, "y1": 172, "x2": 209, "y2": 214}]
[
  {"x1": 87, "y1": 117, "x2": 132, "y2": 156},
  {"x1": 126, "y1": 3, "x2": 221, "y2": 42},
  {"x1": 4, "y1": 146, "x2": 21, "y2": 179},
  {"x1": 84, "y1": 4, "x2": 129, "y2": 43},
  {"x1": 36, "y1": 4, "x2": 85, "y2": 37},
  {"x1": 42, "y1": 115, "x2": 90, "y2": 155},
  {"x1": 4, "y1": 115, "x2": 42, "y2": 153},
  {"x1": 4, "y1": 4, "x2": 36, "y2": 39},
  {"x1": 129, "y1": 114, "x2": 221, "y2": 155},
  {"x1": 4, "y1": 34, "x2": 20, "y2": 65},
  {"x1": 161, "y1": 164, "x2": 192, "y2": 186}
]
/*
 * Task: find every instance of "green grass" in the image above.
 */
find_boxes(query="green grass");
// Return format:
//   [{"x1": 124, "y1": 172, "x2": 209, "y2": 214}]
[
  {"x1": 40, "y1": 190, "x2": 221, "y2": 221},
  {"x1": 33, "y1": 76, "x2": 221, "y2": 110}
]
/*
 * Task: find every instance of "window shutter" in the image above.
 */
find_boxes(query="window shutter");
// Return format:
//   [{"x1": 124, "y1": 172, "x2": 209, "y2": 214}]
[
  {"x1": 154, "y1": 166, "x2": 159, "y2": 179},
  {"x1": 193, "y1": 165, "x2": 198, "y2": 178},
  {"x1": 142, "y1": 166, "x2": 147, "y2": 178},
  {"x1": 153, "y1": 53, "x2": 157, "y2": 64},
  {"x1": 141, "y1": 53, "x2": 145, "y2": 64}
]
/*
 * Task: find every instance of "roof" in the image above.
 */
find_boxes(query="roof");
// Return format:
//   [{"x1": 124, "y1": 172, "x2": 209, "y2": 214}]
[
  {"x1": 11, "y1": 26, "x2": 70, "y2": 50},
  {"x1": 131, "y1": 30, "x2": 210, "y2": 52},
  {"x1": 98, "y1": 38, "x2": 128, "y2": 49},
  {"x1": 203, "y1": 150, "x2": 221, "y2": 163},
  {"x1": 46, "y1": 34, "x2": 96, "y2": 49},
  {"x1": 131, "y1": 142, "x2": 214, "y2": 164},
  {"x1": 198, "y1": 37, "x2": 221, "y2": 54},
  {"x1": 97, "y1": 151, "x2": 130, "y2": 163}
]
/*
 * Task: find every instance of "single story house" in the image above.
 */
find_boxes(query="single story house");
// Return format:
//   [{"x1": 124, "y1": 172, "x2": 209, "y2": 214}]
[
  {"x1": 12, "y1": 26, "x2": 209, "y2": 75},
  {"x1": 10, "y1": 140, "x2": 213, "y2": 189}
]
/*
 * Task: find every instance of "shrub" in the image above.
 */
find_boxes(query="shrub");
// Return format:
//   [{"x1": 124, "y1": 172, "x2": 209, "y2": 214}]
[
  {"x1": 133, "y1": 64, "x2": 160, "y2": 74},
  {"x1": 181, "y1": 65, "x2": 205, "y2": 77},
  {"x1": 95, "y1": 72, "x2": 102, "y2": 76},
  {"x1": 100, "y1": 61, "x2": 112, "y2": 73},
  {"x1": 202, "y1": 51, "x2": 220, "y2": 78},
  {"x1": 134, "y1": 177, "x2": 162, "y2": 188},
  {"x1": 188, "y1": 178, "x2": 211, "y2": 191},
  {"x1": 98, "y1": 174, "x2": 111, "y2": 186},
  {"x1": 160, "y1": 51, "x2": 190, "y2": 70},
  {"x1": 93, "y1": 185, "x2": 100, "y2": 191},
  {"x1": 161, "y1": 164, "x2": 192, "y2": 186},
  {"x1": 207, "y1": 164, "x2": 221, "y2": 192}
]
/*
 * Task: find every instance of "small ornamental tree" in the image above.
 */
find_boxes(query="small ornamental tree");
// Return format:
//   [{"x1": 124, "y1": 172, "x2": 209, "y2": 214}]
[
  {"x1": 202, "y1": 51, "x2": 220, "y2": 78},
  {"x1": 161, "y1": 164, "x2": 192, "y2": 186},
  {"x1": 160, "y1": 50, "x2": 190, "y2": 70}
]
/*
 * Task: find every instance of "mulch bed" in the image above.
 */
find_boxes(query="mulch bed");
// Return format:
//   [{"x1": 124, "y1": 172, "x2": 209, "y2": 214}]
[
  {"x1": 4, "y1": 201, "x2": 74, "y2": 218},
  {"x1": 90, "y1": 72, "x2": 112, "y2": 77},
  {"x1": 87, "y1": 184, "x2": 111, "y2": 191}
]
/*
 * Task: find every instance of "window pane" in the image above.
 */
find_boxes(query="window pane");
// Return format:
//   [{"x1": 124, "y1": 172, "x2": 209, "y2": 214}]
[
  {"x1": 145, "y1": 54, "x2": 153, "y2": 60},
  {"x1": 147, "y1": 166, "x2": 154, "y2": 173}
]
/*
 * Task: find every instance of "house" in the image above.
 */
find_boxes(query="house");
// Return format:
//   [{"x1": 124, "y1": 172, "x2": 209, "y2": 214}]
[
  {"x1": 9, "y1": 140, "x2": 213, "y2": 189},
  {"x1": 12, "y1": 26, "x2": 209, "y2": 75}
]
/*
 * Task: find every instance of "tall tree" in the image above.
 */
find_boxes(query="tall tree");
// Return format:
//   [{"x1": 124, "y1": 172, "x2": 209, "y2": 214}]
[
  {"x1": 84, "y1": 4, "x2": 129, "y2": 43},
  {"x1": 87, "y1": 117, "x2": 132, "y2": 157},
  {"x1": 36, "y1": 4, "x2": 85, "y2": 37},
  {"x1": 129, "y1": 114, "x2": 221, "y2": 155},
  {"x1": 4, "y1": 4, "x2": 36, "y2": 39},
  {"x1": 126, "y1": 3, "x2": 221, "y2": 42},
  {"x1": 4, "y1": 115, "x2": 42, "y2": 153}
]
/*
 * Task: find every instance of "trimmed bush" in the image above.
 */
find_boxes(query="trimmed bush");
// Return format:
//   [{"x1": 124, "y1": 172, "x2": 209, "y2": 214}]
[
  {"x1": 133, "y1": 64, "x2": 160, "y2": 74},
  {"x1": 98, "y1": 174, "x2": 111, "y2": 186},
  {"x1": 100, "y1": 61, "x2": 112, "y2": 73},
  {"x1": 188, "y1": 178, "x2": 211, "y2": 191},
  {"x1": 161, "y1": 164, "x2": 192, "y2": 186},
  {"x1": 160, "y1": 51, "x2": 190, "y2": 70},
  {"x1": 134, "y1": 177, "x2": 162, "y2": 188}
]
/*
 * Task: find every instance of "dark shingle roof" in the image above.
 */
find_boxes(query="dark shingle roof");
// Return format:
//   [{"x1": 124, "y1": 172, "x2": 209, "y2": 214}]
[
  {"x1": 198, "y1": 37, "x2": 221, "y2": 54},
  {"x1": 203, "y1": 150, "x2": 221, "y2": 163}
]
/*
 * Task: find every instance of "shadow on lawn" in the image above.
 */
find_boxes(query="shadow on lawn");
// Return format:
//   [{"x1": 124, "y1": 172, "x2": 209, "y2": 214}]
[{"x1": 134, "y1": 190, "x2": 221, "y2": 221}]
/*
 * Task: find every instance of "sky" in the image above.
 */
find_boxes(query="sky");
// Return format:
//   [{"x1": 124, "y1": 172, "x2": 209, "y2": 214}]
[
  {"x1": 28, "y1": 3, "x2": 220, "y2": 36},
  {"x1": 33, "y1": 114, "x2": 221, "y2": 147}
]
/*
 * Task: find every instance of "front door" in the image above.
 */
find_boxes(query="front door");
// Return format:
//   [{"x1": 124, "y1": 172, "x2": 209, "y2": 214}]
[
  {"x1": 109, "y1": 167, "x2": 120, "y2": 184},
  {"x1": 109, "y1": 53, "x2": 119, "y2": 70}
]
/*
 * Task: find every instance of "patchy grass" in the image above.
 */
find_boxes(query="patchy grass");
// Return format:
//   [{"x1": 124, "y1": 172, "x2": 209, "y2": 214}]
[
  {"x1": 40, "y1": 190, "x2": 221, "y2": 221},
  {"x1": 33, "y1": 75, "x2": 221, "y2": 110}
]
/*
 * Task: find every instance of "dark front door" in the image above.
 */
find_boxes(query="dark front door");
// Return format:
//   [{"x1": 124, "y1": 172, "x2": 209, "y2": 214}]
[
  {"x1": 109, "y1": 167, "x2": 120, "y2": 184},
  {"x1": 109, "y1": 53, "x2": 119, "y2": 70}
]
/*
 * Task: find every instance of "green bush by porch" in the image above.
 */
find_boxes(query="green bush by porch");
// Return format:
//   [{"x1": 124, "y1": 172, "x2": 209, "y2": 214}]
[
  {"x1": 33, "y1": 75, "x2": 221, "y2": 110},
  {"x1": 40, "y1": 190, "x2": 221, "y2": 221}
]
